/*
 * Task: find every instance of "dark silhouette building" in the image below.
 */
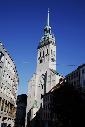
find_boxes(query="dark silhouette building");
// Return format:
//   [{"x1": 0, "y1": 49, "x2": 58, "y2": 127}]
[
  {"x1": 65, "y1": 64, "x2": 85, "y2": 88},
  {"x1": 43, "y1": 81, "x2": 85, "y2": 127},
  {"x1": 15, "y1": 94, "x2": 27, "y2": 127},
  {"x1": 29, "y1": 80, "x2": 85, "y2": 127}
]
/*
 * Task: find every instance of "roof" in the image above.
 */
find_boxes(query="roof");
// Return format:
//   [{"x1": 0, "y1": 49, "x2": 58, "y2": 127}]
[
  {"x1": 43, "y1": 79, "x2": 65, "y2": 98},
  {"x1": 65, "y1": 64, "x2": 85, "y2": 77},
  {"x1": 77, "y1": 64, "x2": 85, "y2": 69},
  {"x1": 50, "y1": 69, "x2": 64, "y2": 77}
]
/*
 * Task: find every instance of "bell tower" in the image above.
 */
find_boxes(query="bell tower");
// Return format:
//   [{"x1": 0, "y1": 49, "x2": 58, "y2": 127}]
[{"x1": 36, "y1": 9, "x2": 56, "y2": 75}]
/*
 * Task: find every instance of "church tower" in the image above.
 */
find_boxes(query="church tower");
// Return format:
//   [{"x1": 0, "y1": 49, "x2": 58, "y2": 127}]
[
  {"x1": 36, "y1": 9, "x2": 56, "y2": 75},
  {"x1": 25, "y1": 10, "x2": 63, "y2": 126}
]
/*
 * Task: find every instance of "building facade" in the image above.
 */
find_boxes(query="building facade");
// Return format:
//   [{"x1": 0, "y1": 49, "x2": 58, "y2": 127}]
[
  {"x1": 65, "y1": 64, "x2": 85, "y2": 88},
  {"x1": 0, "y1": 42, "x2": 19, "y2": 127},
  {"x1": 26, "y1": 10, "x2": 64, "y2": 127},
  {"x1": 15, "y1": 94, "x2": 27, "y2": 127}
]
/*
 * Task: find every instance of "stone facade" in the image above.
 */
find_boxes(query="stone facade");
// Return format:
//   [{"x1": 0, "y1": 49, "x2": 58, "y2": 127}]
[
  {"x1": 0, "y1": 42, "x2": 19, "y2": 127},
  {"x1": 66, "y1": 64, "x2": 85, "y2": 88}
]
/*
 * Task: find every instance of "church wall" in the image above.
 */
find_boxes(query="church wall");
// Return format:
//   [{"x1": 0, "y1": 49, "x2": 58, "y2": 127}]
[
  {"x1": 49, "y1": 43, "x2": 56, "y2": 70},
  {"x1": 27, "y1": 73, "x2": 36, "y2": 113}
]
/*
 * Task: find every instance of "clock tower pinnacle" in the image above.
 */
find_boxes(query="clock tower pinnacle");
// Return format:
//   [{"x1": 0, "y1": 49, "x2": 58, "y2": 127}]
[{"x1": 36, "y1": 9, "x2": 56, "y2": 74}]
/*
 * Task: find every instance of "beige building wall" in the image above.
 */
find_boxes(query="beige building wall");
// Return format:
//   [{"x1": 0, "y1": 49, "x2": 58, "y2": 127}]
[{"x1": 0, "y1": 42, "x2": 19, "y2": 126}]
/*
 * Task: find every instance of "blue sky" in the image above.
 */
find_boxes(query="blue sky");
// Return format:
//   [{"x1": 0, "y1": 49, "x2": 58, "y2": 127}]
[{"x1": 0, "y1": 0, "x2": 85, "y2": 95}]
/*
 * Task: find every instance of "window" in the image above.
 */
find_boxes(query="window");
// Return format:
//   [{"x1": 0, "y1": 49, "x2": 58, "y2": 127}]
[
  {"x1": 44, "y1": 113, "x2": 45, "y2": 118},
  {"x1": 48, "y1": 96, "x2": 49, "y2": 101},
  {"x1": 46, "y1": 105, "x2": 47, "y2": 110},
  {"x1": 0, "y1": 52, "x2": 4, "y2": 61},
  {"x1": 41, "y1": 94, "x2": 43, "y2": 99},
  {"x1": 68, "y1": 76, "x2": 70, "y2": 80},
  {"x1": 40, "y1": 52, "x2": 41, "y2": 57},
  {"x1": 76, "y1": 71, "x2": 78, "y2": 77},
  {"x1": 51, "y1": 58, "x2": 55, "y2": 62},
  {"x1": 47, "y1": 49, "x2": 48, "y2": 54},
  {"x1": 45, "y1": 97, "x2": 47, "y2": 102},
  {"x1": 82, "y1": 69, "x2": 85, "y2": 74},
  {"x1": 1, "y1": 99, "x2": 4, "y2": 111},
  {"x1": 77, "y1": 80, "x2": 79, "y2": 85},
  {"x1": 51, "y1": 49, "x2": 52, "y2": 54},
  {"x1": 40, "y1": 103, "x2": 42, "y2": 108},
  {"x1": 74, "y1": 81, "x2": 76, "y2": 85},
  {"x1": 40, "y1": 59, "x2": 42, "y2": 63},
  {"x1": 83, "y1": 80, "x2": 85, "y2": 86},
  {"x1": 71, "y1": 74, "x2": 73, "y2": 80},
  {"x1": 42, "y1": 85, "x2": 43, "y2": 89},
  {"x1": 71, "y1": 82, "x2": 73, "y2": 86},
  {"x1": 48, "y1": 104, "x2": 50, "y2": 109},
  {"x1": 43, "y1": 105, "x2": 45, "y2": 109},
  {"x1": 43, "y1": 51, "x2": 44, "y2": 58},
  {"x1": 74, "y1": 72, "x2": 76, "y2": 78}
]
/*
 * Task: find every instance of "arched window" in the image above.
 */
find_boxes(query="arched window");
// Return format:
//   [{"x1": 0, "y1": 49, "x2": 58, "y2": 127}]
[
  {"x1": 51, "y1": 49, "x2": 52, "y2": 54},
  {"x1": 40, "y1": 52, "x2": 41, "y2": 57},
  {"x1": 47, "y1": 49, "x2": 48, "y2": 54},
  {"x1": 43, "y1": 51, "x2": 44, "y2": 57}
]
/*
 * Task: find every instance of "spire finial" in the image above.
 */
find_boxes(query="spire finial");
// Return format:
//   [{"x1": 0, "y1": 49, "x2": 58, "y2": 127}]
[{"x1": 47, "y1": 8, "x2": 49, "y2": 26}]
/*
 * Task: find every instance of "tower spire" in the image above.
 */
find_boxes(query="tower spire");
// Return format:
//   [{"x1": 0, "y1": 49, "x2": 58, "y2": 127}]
[{"x1": 47, "y1": 8, "x2": 49, "y2": 26}]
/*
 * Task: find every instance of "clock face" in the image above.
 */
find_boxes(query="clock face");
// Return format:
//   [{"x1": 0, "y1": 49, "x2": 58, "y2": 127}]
[{"x1": 51, "y1": 57, "x2": 55, "y2": 62}]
